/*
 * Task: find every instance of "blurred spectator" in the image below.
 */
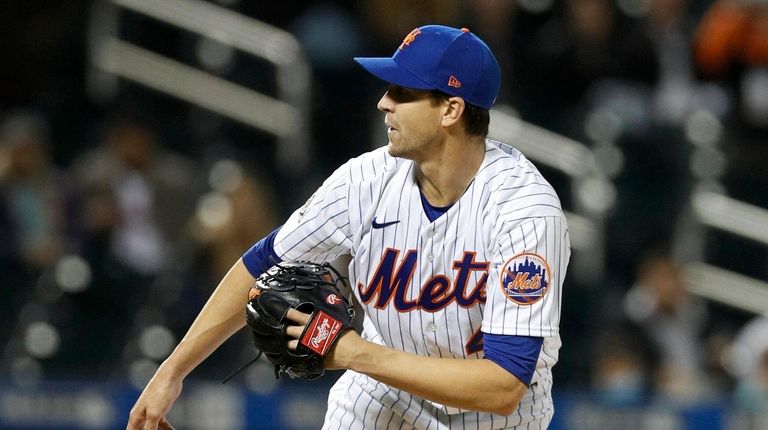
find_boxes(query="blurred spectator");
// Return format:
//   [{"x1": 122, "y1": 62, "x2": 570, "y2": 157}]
[
  {"x1": 730, "y1": 314, "x2": 768, "y2": 412},
  {"x1": 70, "y1": 113, "x2": 201, "y2": 277},
  {"x1": 289, "y1": 2, "x2": 373, "y2": 169},
  {"x1": 188, "y1": 161, "x2": 279, "y2": 282},
  {"x1": 0, "y1": 110, "x2": 73, "y2": 351},
  {"x1": 645, "y1": 0, "x2": 699, "y2": 125},
  {"x1": 591, "y1": 323, "x2": 658, "y2": 407},
  {"x1": 693, "y1": 0, "x2": 768, "y2": 204},
  {"x1": 509, "y1": 0, "x2": 658, "y2": 135},
  {"x1": 624, "y1": 252, "x2": 716, "y2": 402},
  {"x1": 0, "y1": 110, "x2": 71, "y2": 269},
  {"x1": 38, "y1": 113, "x2": 203, "y2": 375},
  {"x1": 694, "y1": 0, "x2": 768, "y2": 129}
]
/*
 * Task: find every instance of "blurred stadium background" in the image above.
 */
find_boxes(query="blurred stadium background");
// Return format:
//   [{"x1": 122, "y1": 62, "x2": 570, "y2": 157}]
[{"x1": 1, "y1": 0, "x2": 768, "y2": 428}]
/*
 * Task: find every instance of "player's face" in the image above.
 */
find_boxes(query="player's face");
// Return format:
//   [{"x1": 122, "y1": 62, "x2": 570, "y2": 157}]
[{"x1": 377, "y1": 85, "x2": 445, "y2": 160}]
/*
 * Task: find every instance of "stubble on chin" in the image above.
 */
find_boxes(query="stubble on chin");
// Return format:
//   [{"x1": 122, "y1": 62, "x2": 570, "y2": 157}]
[{"x1": 386, "y1": 141, "x2": 409, "y2": 159}]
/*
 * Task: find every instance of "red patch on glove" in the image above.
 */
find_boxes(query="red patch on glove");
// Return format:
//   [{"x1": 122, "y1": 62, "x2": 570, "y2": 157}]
[{"x1": 300, "y1": 311, "x2": 343, "y2": 356}]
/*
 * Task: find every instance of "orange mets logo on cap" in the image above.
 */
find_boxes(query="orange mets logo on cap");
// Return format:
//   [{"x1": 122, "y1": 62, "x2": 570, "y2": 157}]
[
  {"x1": 500, "y1": 252, "x2": 550, "y2": 305},
  {"x1": 399, "y1": 28, "x2": 422, "y2": 50}
]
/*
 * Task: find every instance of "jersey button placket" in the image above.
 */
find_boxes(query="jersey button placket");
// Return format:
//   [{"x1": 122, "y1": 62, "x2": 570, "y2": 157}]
[
  {"x1": 421, "y1": 225, "x2": 442, "y2": 356},
  {"x1": 423, "y1": 227, "x2": 435, "y2": 262}
]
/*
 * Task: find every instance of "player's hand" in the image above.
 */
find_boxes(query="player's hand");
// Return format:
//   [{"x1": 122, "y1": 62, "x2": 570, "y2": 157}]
[
  {"x1": 283, "y1": 309, "x2": 363, "y2": 370},
  {"x1": 283, "y1": 308, "x2": 311, "y2": 351},
  {"x1": 126, "y1": 370, "x2": 183, "y2": 430}
]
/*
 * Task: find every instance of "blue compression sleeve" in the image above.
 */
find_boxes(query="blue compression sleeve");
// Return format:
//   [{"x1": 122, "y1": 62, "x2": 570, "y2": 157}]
[
  {"x1": 241, "y1": 227, "x2": 283, "y2": 278},
  {"x1": 482, "y1": 333, "x2": 544, "y2": 386}
]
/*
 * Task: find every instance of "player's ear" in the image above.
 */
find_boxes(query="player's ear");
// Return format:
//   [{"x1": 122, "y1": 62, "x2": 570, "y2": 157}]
[{"x1": 441, "y1": 96, "x2": 465, "y2": 128}]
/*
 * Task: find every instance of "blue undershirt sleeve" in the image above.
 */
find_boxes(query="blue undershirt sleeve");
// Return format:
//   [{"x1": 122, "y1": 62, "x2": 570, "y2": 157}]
[
  {"x1": 241, "y1": 227, "x2": 283, "y2": 278},
  {"x1": 482, "y1": 333, "x2": 544, "y2": 386}
]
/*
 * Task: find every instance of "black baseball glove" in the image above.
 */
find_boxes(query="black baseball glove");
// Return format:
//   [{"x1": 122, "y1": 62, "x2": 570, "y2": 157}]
[{"x1": 244, "y1": 261, "x2": 355, "y2": 380}]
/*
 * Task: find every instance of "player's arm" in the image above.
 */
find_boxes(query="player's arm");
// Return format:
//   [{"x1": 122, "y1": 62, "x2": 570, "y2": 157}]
[
  {"x1": 285, "y1": 311, "x2": 535, "y2": 416},
  {"x1": 127, "y1": 229, "x2": 282, "y2": 430},
  {"x1": 126, "y1": 258, "x2": 255, "y2": 430},
  {"x1": 343, "y1": 333, "x2": 532, "y2": 415}
]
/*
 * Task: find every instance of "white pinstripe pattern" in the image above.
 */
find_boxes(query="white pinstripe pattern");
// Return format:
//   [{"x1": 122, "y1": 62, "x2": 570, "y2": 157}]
[{"x1": 276, "y1": 140, "x2": 570, "y2": 429}]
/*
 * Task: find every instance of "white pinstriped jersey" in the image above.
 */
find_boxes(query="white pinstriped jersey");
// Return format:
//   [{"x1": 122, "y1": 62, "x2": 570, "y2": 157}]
[{"x1": 273, "y1": 139, "x2": 570, "y2": 429}]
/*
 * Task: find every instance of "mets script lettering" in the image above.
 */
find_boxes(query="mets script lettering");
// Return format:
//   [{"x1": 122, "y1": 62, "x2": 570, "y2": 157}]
[
  {"x1": 510, "y1": 272, "x2": 542, "y2": 290},
  {"x1": 357, "y1": 248, "x2": 488, "y2": 312}
]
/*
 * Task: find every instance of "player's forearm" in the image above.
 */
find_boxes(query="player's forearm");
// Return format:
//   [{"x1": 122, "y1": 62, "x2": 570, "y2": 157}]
[
  {"x1": 160, "y1": 258, "x2": 255, "y2": 380},
  {"x1": 341, "y1": 335, "x2": 527, "y2": 415}
]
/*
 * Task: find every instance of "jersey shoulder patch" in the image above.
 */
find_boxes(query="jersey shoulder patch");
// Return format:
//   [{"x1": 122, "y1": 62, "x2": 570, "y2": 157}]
[{"x1": 499, "y1": 252, "x2": 551, "y2": 305}]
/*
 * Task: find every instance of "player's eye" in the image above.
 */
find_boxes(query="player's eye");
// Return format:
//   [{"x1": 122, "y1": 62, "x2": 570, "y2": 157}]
[
  {"x1": 386, "y1": 86, "x2": 406, "y2": 101},
  {"x1": 386, "y1": 85, "x2": 424, "y2": 103}
]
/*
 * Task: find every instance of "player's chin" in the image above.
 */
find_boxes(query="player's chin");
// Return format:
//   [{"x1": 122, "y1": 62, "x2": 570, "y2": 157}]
[
  {"x1": 387, "y1": 145, "x2": 409, "y2": 159},
  {"x1": 387, "y1": 136, "x2": 414, "y2": 159},
  {"x1": 386, "y1": 141, "x2": 400, "y2": 156}
]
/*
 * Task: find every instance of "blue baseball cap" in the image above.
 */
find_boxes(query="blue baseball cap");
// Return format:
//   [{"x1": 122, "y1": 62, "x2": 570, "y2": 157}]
[{"x1": 354, "y1": 25, "x2": 501, "y2": 110}]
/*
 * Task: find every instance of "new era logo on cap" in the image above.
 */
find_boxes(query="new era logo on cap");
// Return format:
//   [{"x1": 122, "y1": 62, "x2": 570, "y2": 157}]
[{"x1": 354, "y1": 25, "x2": 500, "y2": 109}]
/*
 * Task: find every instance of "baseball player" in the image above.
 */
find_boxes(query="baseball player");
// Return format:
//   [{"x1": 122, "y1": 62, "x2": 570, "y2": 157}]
[{"x1": 128, "y1": 24, "x2": 570, "y2": 430}]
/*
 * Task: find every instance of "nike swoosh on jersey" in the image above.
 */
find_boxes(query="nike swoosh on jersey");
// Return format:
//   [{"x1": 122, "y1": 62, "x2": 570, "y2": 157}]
[{"x1": 371, "y1": 217, "x2": 400, "y2": 229}]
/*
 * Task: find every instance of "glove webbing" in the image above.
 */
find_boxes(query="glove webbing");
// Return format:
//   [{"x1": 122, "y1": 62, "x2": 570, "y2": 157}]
[{"x1": 222, "y1": 263, "x2": 351, "y2": 383}]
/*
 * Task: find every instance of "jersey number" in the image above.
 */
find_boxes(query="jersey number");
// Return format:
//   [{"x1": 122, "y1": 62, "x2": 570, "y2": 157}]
[{"x1": 465, "y1": 328, "x2": 484, "y2": 355}]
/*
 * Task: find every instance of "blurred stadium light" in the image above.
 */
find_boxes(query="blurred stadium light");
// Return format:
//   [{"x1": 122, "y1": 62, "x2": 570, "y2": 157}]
[
  {"x1": 87, "y1": 0, "x2": 312, "y2": 174},
  {"x1": 490, "y1": 107, "x2": 610, "y2": 284},
  {"x1": 489, "y1": 108, "x2": 597, "y2": 177},
  {"x1": 692, "y1": 190, "x2": 768, "y2": 247},
  {"x1": 675, "y1": 189, "x2": 768, "y2": 314},
  {"x1": 684, "y1": 262, "x2": 768, "y2": 315}
]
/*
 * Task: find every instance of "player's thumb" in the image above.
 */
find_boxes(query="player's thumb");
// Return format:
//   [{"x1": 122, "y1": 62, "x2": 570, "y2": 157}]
[
  {"x1": 158, "y1": 417, "x2": 176, "y2": 430},
  {"x1": 141, "y1": 411, "x2": 163, "y2": 430}
]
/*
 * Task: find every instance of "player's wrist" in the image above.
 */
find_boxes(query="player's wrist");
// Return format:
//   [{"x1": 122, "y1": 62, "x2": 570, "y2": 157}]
[
  {"x1": 154, "y1": 356, "x2": 190, "y2": 382},
  {"x1": 325, "y1": 330, "x2": 366, "y2": 370},
  {"x1": 344, "y1": 335, "x2": 383, "y2": 373}
]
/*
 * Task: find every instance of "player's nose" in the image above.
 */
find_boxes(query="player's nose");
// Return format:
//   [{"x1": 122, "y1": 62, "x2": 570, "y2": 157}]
[{"x1": 377, "y1": 91, "x2": 394, "y2": 113}]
